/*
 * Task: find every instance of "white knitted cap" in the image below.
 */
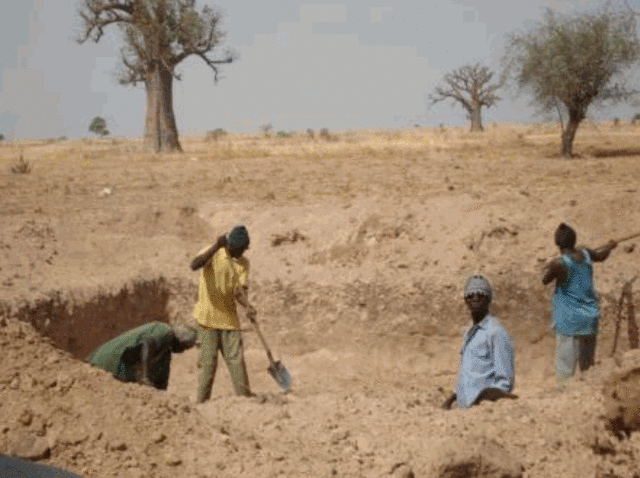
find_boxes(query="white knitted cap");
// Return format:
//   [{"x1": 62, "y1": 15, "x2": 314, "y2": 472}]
[{"x1": 463, "y1": 275, "x2": 492, "y2": 301}]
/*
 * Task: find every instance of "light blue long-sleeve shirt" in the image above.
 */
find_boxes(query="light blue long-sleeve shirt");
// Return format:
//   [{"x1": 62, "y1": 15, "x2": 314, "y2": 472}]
[{"x1": 455, "y1": 314, "x2": 515, "y2": 408}]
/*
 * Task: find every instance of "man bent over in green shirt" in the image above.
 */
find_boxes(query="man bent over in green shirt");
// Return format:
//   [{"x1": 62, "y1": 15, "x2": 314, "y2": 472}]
[{"x1": 87, "y1": 322, "x2": 197, "y2": 390}]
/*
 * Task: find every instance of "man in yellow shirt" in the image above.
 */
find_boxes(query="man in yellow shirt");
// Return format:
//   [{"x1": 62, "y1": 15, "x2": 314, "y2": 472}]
[{"x1": 190, "y1": 225, "x2": 257, "y2": 402}]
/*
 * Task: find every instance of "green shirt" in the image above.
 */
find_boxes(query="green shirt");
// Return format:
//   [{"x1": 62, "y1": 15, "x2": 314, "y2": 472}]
[{"x1": 87, "y1": 322, "x2": 175, "y2": 389}]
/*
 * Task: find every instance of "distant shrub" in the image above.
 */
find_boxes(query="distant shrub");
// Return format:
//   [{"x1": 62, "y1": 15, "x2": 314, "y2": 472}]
[
  {"x1": 306, "y1": 128, "x2": 315, "y2": 139},
  {"x1": 89, "y1": 116, "x2": 110, "y2": 137},
  {"x1": 0, "y1": 133, "x2": 4, "y2": 142},
  {"x1": 613, "y1": 117, "x2": 620, "y2": 126},
  {"x1": 10, "y1": 153, "x2": 31, "y2": 174},
  {"x1": 632, "y1": 113, "x2": 640, "y2": 124},
  {"x1": 206, "y1": 128, "x2": 227, "y2": 141},
  {"x1": 276, "y1": 131, "x2": 292, "y2": 138},
  {"x1": 319, "y1": 128, "x2": 332, "y2": 140},
  {"x1": 260, "y1": 123, "x2": 273, "y2": 137},
  {"x1": 58, "y1": 136, "x2": 67, "y2": 141}
]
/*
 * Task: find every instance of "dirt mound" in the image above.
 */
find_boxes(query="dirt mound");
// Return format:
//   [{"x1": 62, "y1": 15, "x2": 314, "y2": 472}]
[
  {"x1": 429, "y1": 436, "x2": 523, "y2": 478},
  {"x1": 0, "y1": 315, "x2": 217, "y2": 477},
  {"x1": 602, "y1": 351, "x2": 640, "y2": 438}
]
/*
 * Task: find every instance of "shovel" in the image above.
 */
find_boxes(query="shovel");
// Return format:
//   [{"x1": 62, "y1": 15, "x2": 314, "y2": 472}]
[
  {"x1": 593, "y1": 231, "x2": 640, "y2": 251},
  {"x1": 250, "y1": 316, "x2": 291, "y2": 394},
  {"x1": 540, "y1": 230, "x2": 640, "y2": 265}
]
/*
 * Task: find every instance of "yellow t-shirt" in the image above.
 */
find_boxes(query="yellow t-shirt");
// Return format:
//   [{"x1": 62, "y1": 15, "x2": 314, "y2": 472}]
[{"x1": 192, "y1": 246, "x2": 249, "y2": 330}]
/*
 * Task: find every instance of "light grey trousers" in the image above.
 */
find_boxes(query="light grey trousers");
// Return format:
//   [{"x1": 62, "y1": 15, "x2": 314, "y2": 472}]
[{"x1": 555, "y1": 333, "x2": 597, "y2": 382}]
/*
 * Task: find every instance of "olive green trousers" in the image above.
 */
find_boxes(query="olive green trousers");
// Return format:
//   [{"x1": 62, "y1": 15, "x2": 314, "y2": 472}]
[{"x1": 196, "y1": 325, "x2": 252, "y2": 402}]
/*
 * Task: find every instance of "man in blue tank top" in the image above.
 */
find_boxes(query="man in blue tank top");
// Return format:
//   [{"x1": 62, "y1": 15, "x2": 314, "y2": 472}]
[{"x1": 543, "y1": 223, "x2": 617, "y2": 382}]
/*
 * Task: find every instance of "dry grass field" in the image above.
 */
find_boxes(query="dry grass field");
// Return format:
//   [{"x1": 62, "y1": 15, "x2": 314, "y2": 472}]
[{"x1": 1, "y1": 121, "x2": 640, "y2": 477}]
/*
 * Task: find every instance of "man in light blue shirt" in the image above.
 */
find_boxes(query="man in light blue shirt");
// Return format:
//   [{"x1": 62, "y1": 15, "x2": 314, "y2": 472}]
[{"x1": 442, "y1": 275, "x2": 516, "y2": 409}]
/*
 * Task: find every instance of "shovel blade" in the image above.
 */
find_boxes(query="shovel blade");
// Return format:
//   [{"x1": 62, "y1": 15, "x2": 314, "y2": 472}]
[{"x1": 267, "y1": 361, "x2": 291, "y2": 394}]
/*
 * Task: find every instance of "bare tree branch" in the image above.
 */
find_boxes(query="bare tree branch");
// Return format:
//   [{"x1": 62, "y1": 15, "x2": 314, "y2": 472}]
[
  {"x1": 77, "y1": 0, "x2": 135, "y2": 43},
  {"x1": 118, "y1": 50, "x2": 145, "y2": 85},
  {"x1": 430, "y1": 63, "x2": 502, "y2": 111},
  {"x1": 197, "y1": 51, "x2": 234, "y2": 82},
  {"x1": 78, "y1": 0, "x2": 234, "y2": 78}
]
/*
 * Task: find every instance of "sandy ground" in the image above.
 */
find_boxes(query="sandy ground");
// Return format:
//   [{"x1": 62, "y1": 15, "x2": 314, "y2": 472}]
[{"x1": 1, "y1": 123, "x2": 640, "y2": 477}]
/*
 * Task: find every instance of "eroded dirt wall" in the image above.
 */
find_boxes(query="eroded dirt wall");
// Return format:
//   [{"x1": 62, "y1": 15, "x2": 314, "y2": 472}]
[
  {"x1": 249, "y1": 275, "x2": 555, "y2": 352},
  {"x1": 0, "y1": 277, "x2": 173, "y2": 359}
]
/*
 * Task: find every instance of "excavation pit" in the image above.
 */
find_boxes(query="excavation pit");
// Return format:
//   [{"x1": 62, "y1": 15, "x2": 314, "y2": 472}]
[{"x1": 0, "y1": 277, "x2": 191, "y2": 360}]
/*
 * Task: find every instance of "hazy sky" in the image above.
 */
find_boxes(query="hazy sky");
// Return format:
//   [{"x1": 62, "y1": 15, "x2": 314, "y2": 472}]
[{"x1": 1, "y1": 0, "x2": 638, "y2": 139}]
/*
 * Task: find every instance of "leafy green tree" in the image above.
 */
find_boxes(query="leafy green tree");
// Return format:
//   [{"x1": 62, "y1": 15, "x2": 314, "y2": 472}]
[
  {"x1": 89, "y1": 116, "x2": 110, "y2": 137},
  {"x1": 429, "y1": 62, "x2": 502, "y2": 132},
  {"x1": 78, "y1": 0, "x2": 235, "y2": 152},
  {"x1": 503, "y1": 7, "x2": 640, "y2": 157}
]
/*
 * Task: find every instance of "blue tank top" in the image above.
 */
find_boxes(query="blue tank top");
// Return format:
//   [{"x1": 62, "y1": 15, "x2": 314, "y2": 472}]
[{"x1": 552, "y1": 248, "x2": 600, "y2": 335}]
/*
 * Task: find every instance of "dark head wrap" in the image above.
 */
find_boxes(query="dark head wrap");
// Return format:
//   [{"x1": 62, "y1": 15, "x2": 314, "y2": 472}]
[
  {"x1": 227, "y1": 225, "x2": 250, "y2": 256},
  {"x1": 555, "y1": 223, "x2": 576, "y2": 249}
]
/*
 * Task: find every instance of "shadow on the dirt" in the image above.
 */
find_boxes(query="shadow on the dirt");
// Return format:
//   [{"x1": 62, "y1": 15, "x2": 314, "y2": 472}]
[
  {"x1": 0, "y1": 454, "x2": 80, "y2": 478},
  {"x1": 589, "y1": 148, "x2": 640, "y2": 158}
]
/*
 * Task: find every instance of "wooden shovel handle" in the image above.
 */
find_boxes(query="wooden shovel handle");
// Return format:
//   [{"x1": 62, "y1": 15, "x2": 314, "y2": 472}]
[
  {"x1": 541, "y1": 231, "x2": 640, "y2": 266},
  {"x1": 595, "y1": 231, "x2": 640, "y2": 250},
  {"x1": 250, "y1": 316, "x2": 275, "y2": 364}
]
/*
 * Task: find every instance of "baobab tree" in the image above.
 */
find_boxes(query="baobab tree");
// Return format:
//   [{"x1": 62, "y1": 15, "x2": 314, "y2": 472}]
[
  {"x1": 429, "y1": 63, "x2": 502, "y2": 132},
  {"x1": 78, "y1": 0, "x2": 235, "y2": 152},
  {"x1": 503, "y1": 7, "x2": 639, "y2": 157}
]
